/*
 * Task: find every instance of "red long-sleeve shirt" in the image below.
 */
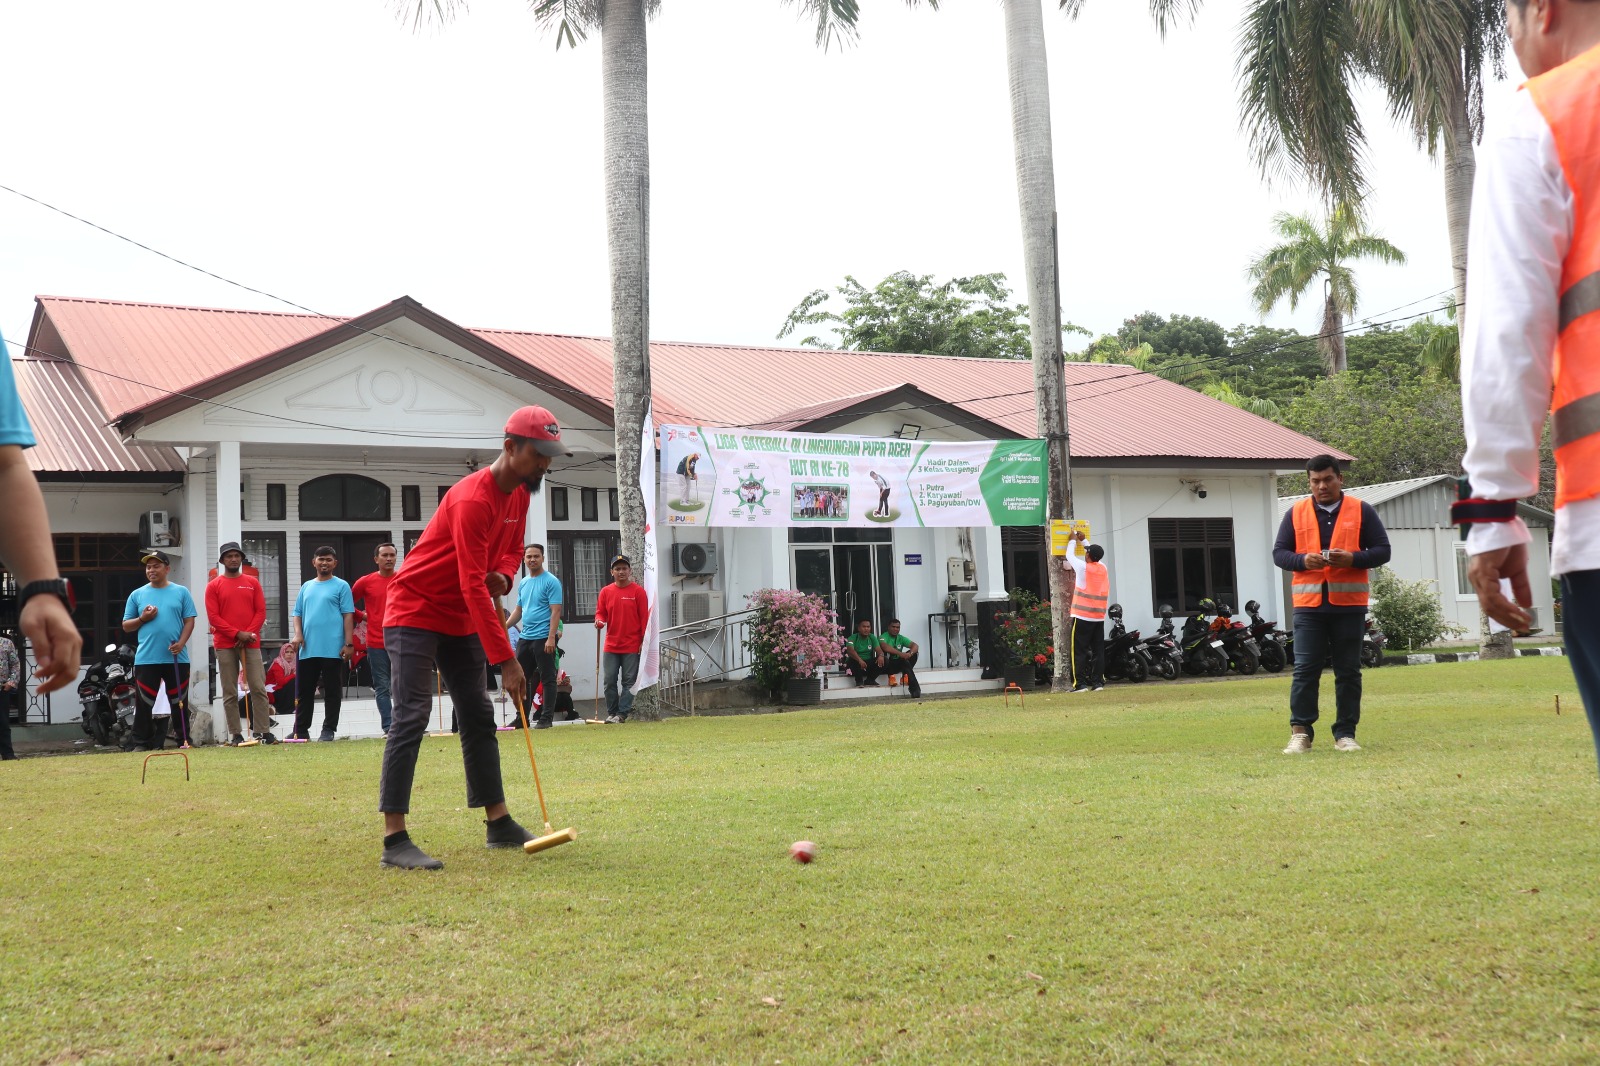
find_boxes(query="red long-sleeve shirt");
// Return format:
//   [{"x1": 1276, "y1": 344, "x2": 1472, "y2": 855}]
[
  {"x1": 596, "y1": 581, "x2": 650, "y2": 654},
  {"x1": 384, "y1": 468, "x2": 527, "y2": 664},
  {"x1": 206, "y1": 573, "x2": 267, "y2": 649},
  {"x1": 351, "y1": 571, "x2": 394, "y2": 649}
]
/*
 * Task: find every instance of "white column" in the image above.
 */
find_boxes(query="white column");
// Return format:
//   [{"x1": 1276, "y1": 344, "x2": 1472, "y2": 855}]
[
  {"x1": 216, "y1": 441, "x2": 241, "y2": 548},
  {"x1": 979, "y1": 526, "x2": 1005, "y2": 597},
  {"x1": 525, "y1": 486, "x2": 549, "y2": 551},
  {"x1": 184, "y1": 452, "x2": 213, "y2": 712}
]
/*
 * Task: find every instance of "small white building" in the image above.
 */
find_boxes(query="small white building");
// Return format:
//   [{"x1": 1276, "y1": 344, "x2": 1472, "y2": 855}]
[
  {"x1": 1278, "y1": 475, "x2": 1557, "y2": 640},
  {"x1": 7, "y1": 294, "x2": 1346, "y2": 736}
]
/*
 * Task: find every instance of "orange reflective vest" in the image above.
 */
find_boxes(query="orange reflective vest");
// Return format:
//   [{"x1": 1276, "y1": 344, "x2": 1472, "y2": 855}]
[
  {"x1": 1290, "y1": 496, "x2": 1369, "y2": 608},
  {"x1": 1071, "y1": 560, "x2": 1109, "y2": 622},
  {"x1": 1527, "y1": 44, "x2": 1600, "y2": 509}
]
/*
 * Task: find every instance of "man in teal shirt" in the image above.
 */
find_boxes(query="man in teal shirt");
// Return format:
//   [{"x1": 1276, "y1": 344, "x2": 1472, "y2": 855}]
[{"x1": 121, "y1": 551, "x2": 198, "y2": 749}]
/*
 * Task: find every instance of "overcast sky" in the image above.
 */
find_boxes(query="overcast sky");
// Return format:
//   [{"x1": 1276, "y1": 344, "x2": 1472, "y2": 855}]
[{"x1": 2, "y1": 0, "x2": 1512, "y2": 359}]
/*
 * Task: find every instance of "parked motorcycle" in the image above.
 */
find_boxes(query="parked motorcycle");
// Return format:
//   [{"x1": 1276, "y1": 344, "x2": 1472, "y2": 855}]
[
  {"x1": 1208, "y1": 604, "x2": 1262, "y2": 675},
  {"x1": 1104, "y1": 605, "x2": 1152, "y2": 683},
  {"x1": 78, "y1": 643, "x2": 137, "y2": 748},
  {"x1": 1178, "y1": 602, "x2": 1230, "y2": 677},
  {"x1": 1362, "y1": 616, "x2": 1386, "y2": 668},
  {"x1": 1145, "y1": 606, "x2": 1184, "y2": 680},
  {"x1": 1243, "y1": 599, "x2": 1289, "y2": 673}
]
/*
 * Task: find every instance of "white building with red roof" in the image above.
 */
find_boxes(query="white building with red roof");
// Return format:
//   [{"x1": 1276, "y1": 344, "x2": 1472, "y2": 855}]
[{"x1": 7, "y1": 294, "x2": 1347, "y2": 732}]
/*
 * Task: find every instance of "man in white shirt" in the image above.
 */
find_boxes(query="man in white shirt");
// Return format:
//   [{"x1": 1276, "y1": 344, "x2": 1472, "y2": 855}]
[{"x1": 1458, "y1": 0, "x2": 1600, "y2": 762}]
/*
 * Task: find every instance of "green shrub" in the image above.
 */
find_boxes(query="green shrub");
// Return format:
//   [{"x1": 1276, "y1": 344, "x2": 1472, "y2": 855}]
[{"x1": 1370, "y1": 567, "x2": 1464, "y2": 650}]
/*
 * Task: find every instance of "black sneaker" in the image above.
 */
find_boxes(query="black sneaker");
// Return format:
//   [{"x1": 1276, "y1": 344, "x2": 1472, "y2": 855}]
[
  {"x1": 258, "y1": 732, "x2": 279, "y2": 745},
  {"x1": 317, "y1": 732, "x2": 335, "y2": 742},
  {"x1": 380, "y1": 837, "x2": 444, "y2": 871},
  {"x1": 532, "y1": 720, "x2": 553, "y2": 730},
  {"x1": 485, "y1": 816, "x2": 536, "y2": 849},
  {"x1": 226, "y1": 733, "x2": 245, "y2": 747}
]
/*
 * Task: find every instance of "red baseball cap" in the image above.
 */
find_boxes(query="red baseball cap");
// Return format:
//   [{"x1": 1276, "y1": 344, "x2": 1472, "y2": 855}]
[{"x1": 504, "y1": 405, "x2": 573, "y2": 457}]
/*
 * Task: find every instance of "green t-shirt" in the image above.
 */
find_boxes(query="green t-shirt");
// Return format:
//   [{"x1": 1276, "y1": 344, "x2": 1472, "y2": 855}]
[
  {"x1": 847, "y1": 633, "x2": 879, "y2": 661},
  {"x1": 881, "y1": 633, "x2": 913, "y2": 655}
]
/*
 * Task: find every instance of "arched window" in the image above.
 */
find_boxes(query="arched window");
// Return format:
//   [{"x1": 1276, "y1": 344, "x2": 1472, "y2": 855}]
[{"x1": 298, "y1": 475, "x2": 391, "y2": 522}]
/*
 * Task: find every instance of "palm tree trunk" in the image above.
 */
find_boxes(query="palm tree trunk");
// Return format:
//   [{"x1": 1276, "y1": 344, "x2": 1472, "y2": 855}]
[
  {"x1": 1441, "y1": 62, "x2": 1474, "y2": 318},
  {"x1": 1320, "y1": 289, "x2": 1346, "y2": 375},
  {"x1": 602, "y1": 0, "x2": 651, "y2": 571},
  {"x1": 1003, "y1": 0, "x2": 1073, "y2": 691}
]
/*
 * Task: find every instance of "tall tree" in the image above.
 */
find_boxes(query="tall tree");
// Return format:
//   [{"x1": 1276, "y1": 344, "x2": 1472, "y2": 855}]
[
  {"x1": 1235, "y1": 0, "x2": 1505, "y2": 314},
  {"x1": 1008, "y1": 0, "x2": 1199, "y2": 690},
  {"x1": 1246, "y1": 203, "x2": 1405, "y2": 375},
  {"x1": 777, "y1": 271, "x2": 1037, "y2": 359},
  {"x1": 401, "y1": 0, "x2": 933, "y2": 582}
]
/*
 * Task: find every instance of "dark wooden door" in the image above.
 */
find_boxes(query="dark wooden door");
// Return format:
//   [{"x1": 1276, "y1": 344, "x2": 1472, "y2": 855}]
[{"x1": 299, "y1": 532, "x2": 392, "y2": 585}]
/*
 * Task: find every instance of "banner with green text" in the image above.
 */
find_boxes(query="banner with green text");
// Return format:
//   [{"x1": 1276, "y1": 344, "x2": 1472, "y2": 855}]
[{"x1": 659, "y1": 425, "x2": 1046, "y2": 529}]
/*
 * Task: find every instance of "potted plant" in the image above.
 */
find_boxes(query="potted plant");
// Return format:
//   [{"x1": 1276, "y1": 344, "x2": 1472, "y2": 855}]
[
  {"x1": 1000, "y1": 588, "x2": 1055, "y2": 689},
  {"x1": 744, "y1": 588, "x2": 840, "y2": 705}
]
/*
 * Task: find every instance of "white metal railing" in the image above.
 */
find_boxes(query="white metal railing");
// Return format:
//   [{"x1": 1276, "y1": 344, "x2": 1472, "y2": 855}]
[{"x1": 657, "y1": 607, "x2": 758, "y2": 716}]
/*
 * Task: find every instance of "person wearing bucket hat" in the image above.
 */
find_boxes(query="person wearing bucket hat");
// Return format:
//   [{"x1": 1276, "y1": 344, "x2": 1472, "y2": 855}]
[
  {"x1": 207, "y1": 541, "x2": 275, "y2": 745},
  {"x1": 376, "y1": 405, "x2": 570, "y2": 870}
]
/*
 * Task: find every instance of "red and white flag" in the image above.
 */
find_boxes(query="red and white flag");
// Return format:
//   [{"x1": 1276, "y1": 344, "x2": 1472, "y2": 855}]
[{"x1": 632, "y1": 405, "x2": 660, "y2": 693}]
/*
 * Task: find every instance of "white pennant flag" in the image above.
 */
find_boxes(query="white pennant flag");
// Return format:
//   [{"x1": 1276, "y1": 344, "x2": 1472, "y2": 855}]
[{"x1": 632, "y1": 405, "x2": 661, "y2": 693}]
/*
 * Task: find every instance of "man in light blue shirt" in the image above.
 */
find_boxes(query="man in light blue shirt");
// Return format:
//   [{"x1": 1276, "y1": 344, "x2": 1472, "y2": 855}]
[
  {"x1": 289, "y1": 545, "x2": 355, "y2": 741},
  {"x1": 506, "y1": 543, "x2": 563, "y2": 728},
  {"x1": 121, "y1": 551, "x2": 198, "y2": 749}
]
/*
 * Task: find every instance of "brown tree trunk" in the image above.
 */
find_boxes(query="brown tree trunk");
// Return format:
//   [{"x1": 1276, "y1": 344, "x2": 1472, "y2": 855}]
[{"x1": 1319, "y1": 288, "x2": 1346, "y2": 375}]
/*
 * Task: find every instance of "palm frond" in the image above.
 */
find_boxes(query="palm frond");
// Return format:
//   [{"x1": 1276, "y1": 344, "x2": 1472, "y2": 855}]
[
  {"x1": 395, "y1": 0, "x2": 469, "y2": 31},
  {"x1": 1236, "y1": 0, "x2": 1368, "y2": 206},
  {"x1": 1147, "y1": 0, "x2": 1202, "y2": 36},
  {"x1": 784, "y1": 0, "x2": 862, "y2": 52},
  {"x1": 529, "y1": 0, "x2": 601, "y2": 49}
]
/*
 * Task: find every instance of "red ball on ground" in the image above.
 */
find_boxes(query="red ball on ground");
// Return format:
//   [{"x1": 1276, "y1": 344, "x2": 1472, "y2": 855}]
[{"x1": 790, "y1": 840, "x2": 816, "y2": 864}]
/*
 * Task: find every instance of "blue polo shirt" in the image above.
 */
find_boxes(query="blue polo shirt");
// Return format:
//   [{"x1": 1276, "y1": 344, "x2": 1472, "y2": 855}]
[
  {"x1": 123, "y1": 583, "x2": 198, "y2": 665},
  {"x1": 517, "y1": 571, "x2": 564, "y2": 640},
  {"x1": 0, "y1": 332, "x2": 37, "y2": 448},
  {"x1": 293, "y1": 576, "x2": 355, "y2": 659}
]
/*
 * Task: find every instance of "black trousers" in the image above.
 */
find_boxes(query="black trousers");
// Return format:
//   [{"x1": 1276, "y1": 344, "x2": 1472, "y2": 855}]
[
  {"x1": 1289, "y1": 610, "x2": 1363, "y2": 741},
  {"x1": 132, "y1": 663, "x2": 191, "y2": 748},
  {"x1": 294, "y1": 657, "x2": 345, "y2": 739},
  {"x1": 379, "y1": 626, "x2": 505, "y2": 815},
  {"x1": 515, "y1": 638, "x2": 561, "y2": 724},
  {"x1": 0, "y1": 688, "x2": 14, "y2": 759},
  {"x1": 846, "y1": 658, "x2": 882, "y2": 685},
  {"x1": 1070, "y1": 618, "x2": 1105, "y2": 689},
  {"x1": 885, "y1": 650, "x2": 921, "y2": 697}
]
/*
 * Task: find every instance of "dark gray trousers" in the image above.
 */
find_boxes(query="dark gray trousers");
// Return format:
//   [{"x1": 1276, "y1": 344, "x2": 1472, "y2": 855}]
[{"x1": 379, "y1": 626, "x2": 505, "y2": 815}]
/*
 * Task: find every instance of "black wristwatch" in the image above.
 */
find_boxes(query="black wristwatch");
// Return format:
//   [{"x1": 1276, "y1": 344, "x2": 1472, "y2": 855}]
[{"x1": 18, "y1": 578, "x2": 75, "y2": 613}]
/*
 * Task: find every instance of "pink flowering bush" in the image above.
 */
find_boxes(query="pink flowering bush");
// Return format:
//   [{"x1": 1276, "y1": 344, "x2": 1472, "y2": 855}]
[{"x1": 745, "y1": 588, "x2": 840, "y2": 689}]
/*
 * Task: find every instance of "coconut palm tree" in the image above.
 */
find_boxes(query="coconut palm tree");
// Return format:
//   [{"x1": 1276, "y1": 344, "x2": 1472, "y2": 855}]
[
  {"x1": 1010, "y1": 0, "x2": 1198, "y2": 689},
  {"x1": 1247, "y1": 203, "x2": 1406, "y2": 376},
  {"x1": 1235, "y1": 0, "x2": 1505, "y2": 314},
  {"x1": 401, "y1": 1, "x2": 932, "y2": 576}
]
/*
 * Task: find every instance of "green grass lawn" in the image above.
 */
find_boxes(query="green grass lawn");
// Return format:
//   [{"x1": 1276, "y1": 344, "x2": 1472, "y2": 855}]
[{"x1": 4, "y1": 660, "x2": 1599, "y2": 1064}]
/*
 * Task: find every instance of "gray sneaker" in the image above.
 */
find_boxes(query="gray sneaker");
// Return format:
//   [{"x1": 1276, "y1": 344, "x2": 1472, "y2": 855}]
[
  {"x1": 380, "y1": 837, "x2": 444, "y2": 870},
  {"x1": 1283, "y1": 732, "x2": 1312, "y2": 754},
  {"x1": 605, "y1": 715, "x2": 625, "y2": 724},
  {"x1": 317, "y1": 732, "x2": 335, "y2": 742}
]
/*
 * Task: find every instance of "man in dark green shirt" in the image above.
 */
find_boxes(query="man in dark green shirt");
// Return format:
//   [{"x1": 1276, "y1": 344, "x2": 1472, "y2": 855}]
[
  {"x1": 844, "y1": 618, "x2": 883, "y2": 687},
  {"x1": 879, "y1": 619, "x2": 922, "y2": 699}
]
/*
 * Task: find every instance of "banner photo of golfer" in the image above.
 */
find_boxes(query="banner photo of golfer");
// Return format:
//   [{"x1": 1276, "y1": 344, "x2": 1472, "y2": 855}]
[{"x1": 659, "y1": 425, "x2": 1047, "y2": 528}]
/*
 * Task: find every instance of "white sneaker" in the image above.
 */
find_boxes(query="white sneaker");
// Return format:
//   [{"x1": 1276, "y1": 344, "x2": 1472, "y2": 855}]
[
  {"x1": 1333, "y1": 737, "x2": 1362, "y2": 752},
  {"x1": 1282, "y1": 733, "x2": 1312, "y2": 754}
]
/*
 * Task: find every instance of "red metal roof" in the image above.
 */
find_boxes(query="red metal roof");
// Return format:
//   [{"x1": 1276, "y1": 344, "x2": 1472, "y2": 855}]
[
  {"x1": 30, "y1": 296, "x2": 1348, "y2": 466},
  {"x1": 11, "y1": 355, "x2": 185, "y2": 476}
]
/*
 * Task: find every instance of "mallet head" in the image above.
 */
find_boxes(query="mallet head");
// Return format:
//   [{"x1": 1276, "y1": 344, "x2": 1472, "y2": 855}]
[{"x1": 524, "y1": 826, "x2": 577, "y2": 854}]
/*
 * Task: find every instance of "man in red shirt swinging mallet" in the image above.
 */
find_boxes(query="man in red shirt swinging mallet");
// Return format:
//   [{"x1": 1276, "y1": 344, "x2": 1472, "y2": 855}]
[{"x1": 377, "y1": 406, "x2": 571, "y2": 870}]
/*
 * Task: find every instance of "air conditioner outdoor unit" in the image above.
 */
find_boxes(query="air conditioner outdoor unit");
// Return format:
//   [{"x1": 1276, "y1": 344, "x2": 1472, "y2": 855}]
[
  {"x1": 671, "y1": 590, "x2": 724, "y2": 627},
  {"x1": 957, "y1": 590, "x2": 980, "y2": 623},
  {"x1": 139, "y1": 509, "x2": 180, "y2": 548},
  {"x1": 672, "y1": 542, "x2": 719, "y2": 576}
]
